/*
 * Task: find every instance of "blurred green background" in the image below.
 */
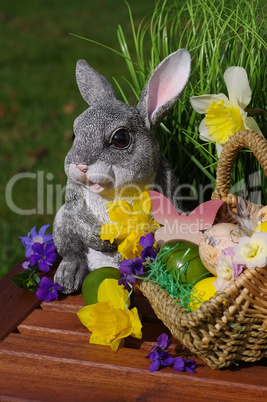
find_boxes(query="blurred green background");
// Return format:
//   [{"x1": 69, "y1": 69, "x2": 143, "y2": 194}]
[
  {"x1": 1, "y1": 0, "x2": 266, "y2": 279},
  {"x1": 0, "y1": 0, "x2": 156, "y2": 278}
]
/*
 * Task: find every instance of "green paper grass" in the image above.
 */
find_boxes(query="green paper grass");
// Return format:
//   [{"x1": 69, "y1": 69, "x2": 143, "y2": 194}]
[{"x1": 141, "y1": 245, "x2": 208, "y2": 312}]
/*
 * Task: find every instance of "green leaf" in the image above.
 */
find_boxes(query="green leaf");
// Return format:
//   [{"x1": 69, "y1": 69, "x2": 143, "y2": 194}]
[
  {"x1": 32, "y1": 273, "x2": 41, "y2": 285},
  {"x1": 10, "y1": 270, "x2": 39, "y2": 292}
]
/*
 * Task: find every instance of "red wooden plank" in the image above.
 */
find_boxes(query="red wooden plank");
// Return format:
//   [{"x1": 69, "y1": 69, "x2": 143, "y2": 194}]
[
  {"x1": 41, "y1": 287, "x2": 159, "y2": 322},
  {"x1": 0, "y1": 334, "x2": 267, "y2": 401},
  {"x1": 17, "y1": 308, "x2": 177, "y2": 350},
  {"x1": 0, "y1": 262, "x2": 42, "y2": 341},
  {"x1": 0, "y1": 261, "x2": 58, "y2": 342},
  {"x1": 18, "y1": 309, "x2": 90, "y2": 342},
  {"x1": 41, "y1": 292, "x2": 85, "y2": 313},
  {"x1": 1, "y1": 263, "x2": 267, "y2": 401}
]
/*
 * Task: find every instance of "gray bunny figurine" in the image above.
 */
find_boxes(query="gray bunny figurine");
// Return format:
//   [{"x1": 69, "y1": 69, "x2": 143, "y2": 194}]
[{"x1": 53, "y1": 49, "x2": 191, "y2": 293}]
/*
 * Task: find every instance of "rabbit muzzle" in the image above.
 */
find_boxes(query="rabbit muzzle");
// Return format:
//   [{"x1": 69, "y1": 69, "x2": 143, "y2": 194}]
[{"x1": 69, "y1": 163, "x2": 115, "y2": 194}]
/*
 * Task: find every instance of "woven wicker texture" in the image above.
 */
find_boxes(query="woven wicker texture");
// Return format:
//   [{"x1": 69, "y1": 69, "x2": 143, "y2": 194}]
[
  {"x1": 212, "y1": 129, "x2": 267, "y2": 230},
  {"x1": 212, "y1": 129, "x2": 267, "y2": 199},
  {"x1": 139, "y1": 130, "x2": 267, "y2": 369}
]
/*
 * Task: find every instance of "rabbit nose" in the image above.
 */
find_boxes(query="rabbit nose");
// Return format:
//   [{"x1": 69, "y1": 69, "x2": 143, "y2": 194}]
[{"x1": 76, "y1": 164, "x2": 88, "y2": 173}]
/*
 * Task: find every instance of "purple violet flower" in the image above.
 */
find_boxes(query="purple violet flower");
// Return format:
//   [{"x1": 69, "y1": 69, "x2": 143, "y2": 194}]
[
  {"x1": 118, "y1": 257, "x2": 144, "y2": 289},
  {"x1": 141, "y1": 247, "x2": 157, "y2": 261},
  {"x1": 157, "y1": 332, "x2": 172, "y2": 349},
  {"x1": 119, "y1": 259, "x2": 134, "y2": 275},
  {"x1": 148, "y1": 350, "x2": 174, "y2": 372},
  {"x1": 19, "y1": 224, "x2": 53, "y2": 258},
  {"x1": 139, "y1": 233, "x2": 155, "y2": 248},
  {"x1": 131, "y1": 257, "x2": 145, "y2": 274},
  {"x1": 36, "y1": 276, "x2": 61, "y2": 302},
  {"x1": 147, "y1": 333, "x2": 174, "y2": 372},
  {"x1": 22, "y1": 260, "x2": 31, "y2": 270},
  {"x1": 30, "y1": 242, "x2": 57, "y2": 272},
  {"x1": 120, "y1": 258, "x2": 144, "y2": 274},
  {"x1": 148, "y1": 333, "x2": 172, "y2": 355},
  {"x1": 118, "y1": 271, "x2": 136, "y2": 290},
  {"x1": 173, "y1": 357, "x2": 197, "y2": 374},
  {"x1": 147, "y1": 333, "x2": 197, "y2": 374},
  {"x1": 139, "y1": 233, "x2": 157, "y2": 261}
]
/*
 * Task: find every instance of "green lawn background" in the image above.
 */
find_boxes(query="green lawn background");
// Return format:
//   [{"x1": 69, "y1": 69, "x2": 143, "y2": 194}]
[{"x1": 0, "y1": 0, "x2": 156, "y2": 278}]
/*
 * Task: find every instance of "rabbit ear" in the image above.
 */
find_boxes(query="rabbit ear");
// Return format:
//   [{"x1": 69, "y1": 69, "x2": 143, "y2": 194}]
[
  {"x1": 137, "y1": 49, "x2": 191, "y2": 129},
  {"x1": 76, "y1": 60, "x2": 118, "y2": 105}
]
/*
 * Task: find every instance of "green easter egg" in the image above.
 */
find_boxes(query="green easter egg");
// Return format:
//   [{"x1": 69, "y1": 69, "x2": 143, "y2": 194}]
[
  {"x1": 158, "y1": 240, "x2": 211, "y2": 285},
  {"x1": 82, "y1": 266, "x2": 121, "y2": 305}
]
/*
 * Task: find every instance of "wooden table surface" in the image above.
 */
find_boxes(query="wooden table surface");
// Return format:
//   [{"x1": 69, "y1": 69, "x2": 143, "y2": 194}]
[{"x1": 1, "y1": 262, "x2": 267, "y2": 401}]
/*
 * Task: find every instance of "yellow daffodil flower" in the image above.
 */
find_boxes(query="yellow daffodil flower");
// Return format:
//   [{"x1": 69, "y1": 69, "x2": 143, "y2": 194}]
[
  {"x1": 100, "y1": 191, "x2": 160, "y2": 260},
  {"x1": 77, "y1": 278, "x2": 142, "y2": 351},
  {"x1": 190, "y1": 66, "x2": 262, "y2": 156}
]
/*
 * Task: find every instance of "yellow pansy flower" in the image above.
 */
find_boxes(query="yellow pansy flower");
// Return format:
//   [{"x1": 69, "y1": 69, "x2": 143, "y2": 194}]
[
  {"x1": 100, "y1": 191, "x2": 160, "y2": 260},
  {"x1": 77, "y1": 278, "x2": 142, "y2": 351},
  {"x1": 190, "y1": 66, "x2": 262, "y2": 156}
]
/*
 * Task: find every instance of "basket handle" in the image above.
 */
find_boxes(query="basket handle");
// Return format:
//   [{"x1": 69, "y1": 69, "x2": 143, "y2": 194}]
[{"x1": 212, "y1": 129, "x2": 267, "y2": 200}]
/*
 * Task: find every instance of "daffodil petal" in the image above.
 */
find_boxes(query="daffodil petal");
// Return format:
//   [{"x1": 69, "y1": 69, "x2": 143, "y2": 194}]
[
  {"x1": 86, "y1": 301, "x2": 133, "y2": 340},
  {"x1": 90, "y1": 333, "x2": 126, "y2": 352},
  {"x1": 224, "y1": 66, "x2": 251, "y2": 109},
  {"x1": 86, "y1": 301, "x2": 116, "y2": 342},
  {"x1": 107, "y1": 200, "x2": 133, "y2": 222},
  {"x1": 100, "y1": 191, "x2": 158, "y2": 260},
  {"x1": 110, "y1": 337, "x2": 126, "y2": 352},
  {"x1": 198, "y1": 120, "x2": 223, "y2": 156},
  {"x1": 89, "y1": 333, "x2": 113, "y2": 347},
  {"x1": 246, "y1": 116, "x2": 263, "y2": 135},
  {"x1": 132, "y1": 191, "x2": 151, "y2": 216},
  {"x1": 77, "y1": 304, "x2": 96, "y2": 327},
  {"x1": 100, "y1": 222, "x2": 130, "y2": 242},
  {"x1": 97, "y1": 278, "x2": 130, "y2": 309},
  {"x1": 204, "y1": 99, "x2": 246, "y2": 144},
  {"x1": 118, "y1": 232, "x2": 142, "y2": 260},
  {"x1": 190, "y1": 94, "x2": 228, "y2": 114},
  {"x1": 216, "y1": 143, "x2": 223, "y2": 157},
  {"x1": 128, "y1": 307, "x2": 143, "y2": 339},
  {"x1": 199, "y1": 119, "x2": 212, "y2": 142},
  {"x1": 77, "y1": 281, "x2": 143, "y2": 353}
]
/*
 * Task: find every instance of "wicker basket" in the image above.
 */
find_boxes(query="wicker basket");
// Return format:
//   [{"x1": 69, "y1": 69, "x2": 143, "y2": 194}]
[{"x1": 138, "y1": 129, "x2": 267, "y2": 369}]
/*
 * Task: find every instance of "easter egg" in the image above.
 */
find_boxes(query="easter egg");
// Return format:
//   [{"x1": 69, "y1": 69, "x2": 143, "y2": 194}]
[
  {"x1": 158, "y1": 240, "x2": 212, "y2": 285},
  {"x1": 190, "y1": 276, "x2": 217, "y2": 311},
  {"x1": 82, "y1": 266, "x2": 121, "y2": 305},
  {"x1": 257, "y1": 206, "x2": 267, "y2": 225},
  {"x1": 253, "y1": 221, "x2": 267, "y2": 234},
  {"x1": 199, "y1": 223, "x2": 248, "y2": 275}
]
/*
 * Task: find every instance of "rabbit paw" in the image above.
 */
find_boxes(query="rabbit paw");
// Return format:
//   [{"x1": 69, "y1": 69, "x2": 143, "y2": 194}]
[{"x1": 54, "y1": 256, "x2": 88, "y2": 294}]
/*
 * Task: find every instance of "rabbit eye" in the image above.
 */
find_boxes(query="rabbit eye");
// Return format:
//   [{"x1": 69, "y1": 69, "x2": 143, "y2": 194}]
[{"x1": 110, "y1": 128, "x2": 131, "y2": 149}]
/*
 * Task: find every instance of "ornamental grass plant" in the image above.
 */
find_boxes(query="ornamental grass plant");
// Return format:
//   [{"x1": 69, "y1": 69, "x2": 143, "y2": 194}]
[
  {"x1": 78, "y1": 0, "x2": 266, "y2": 207},
  {"x1": 126, "y1": 0, "x2": 266, "y2": 206}
]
